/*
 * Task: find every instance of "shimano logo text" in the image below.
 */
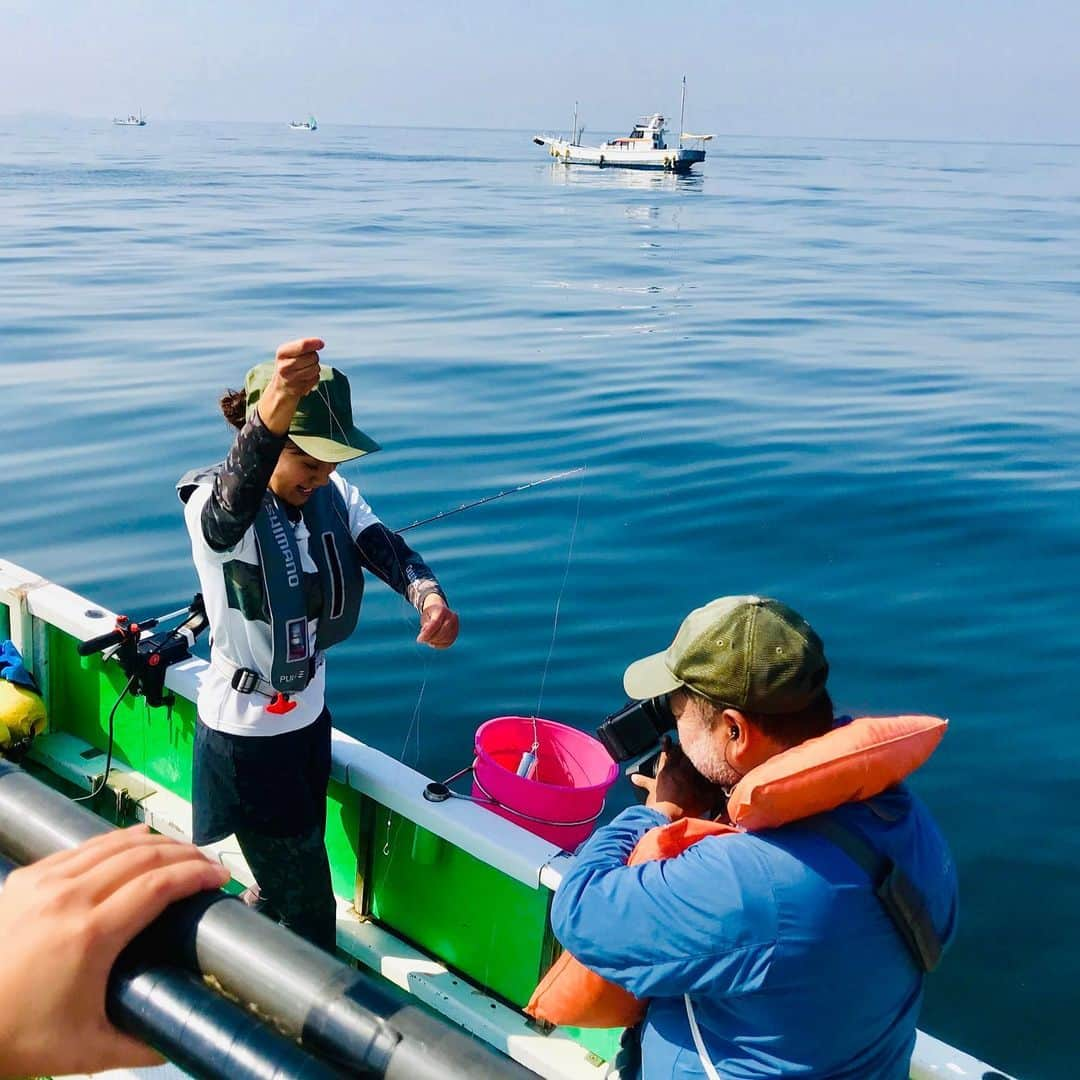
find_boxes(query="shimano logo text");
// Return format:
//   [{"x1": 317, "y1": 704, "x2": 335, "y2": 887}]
[{"x1": 268, "y1": 507, "x2": 300, "y2": 587}]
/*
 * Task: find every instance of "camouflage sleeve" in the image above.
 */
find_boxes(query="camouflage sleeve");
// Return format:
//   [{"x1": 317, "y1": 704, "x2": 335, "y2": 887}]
[
  {"x1": 353, "y1": 523, "x2": 446, "y2": 612},
  {"x1": 201, "y1": 413, "x2": 286, "y2": 552}
]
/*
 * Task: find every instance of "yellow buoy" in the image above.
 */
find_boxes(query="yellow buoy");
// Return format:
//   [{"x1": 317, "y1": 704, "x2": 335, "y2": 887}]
[{"x1": 0, "y1": 679, "x2": 46, "y2": 751}]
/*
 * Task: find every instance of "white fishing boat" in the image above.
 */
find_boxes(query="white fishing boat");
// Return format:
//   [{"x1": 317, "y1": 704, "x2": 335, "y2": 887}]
[
  {"x1": 534, "y1": 78, "x2": 712, "y2": 173},
  {"x1": 0, "y1": 556, "x2": 1020, "y2": 1080},
  {"x1": 113, "y1": 110, "x2": 147, "y2": 127},
  {"x1": 289, "y1": 115, "x2": 318, "y2": 131}
]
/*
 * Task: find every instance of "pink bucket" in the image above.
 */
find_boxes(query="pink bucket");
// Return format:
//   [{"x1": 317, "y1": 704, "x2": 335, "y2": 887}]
[{"x1": 472, "y1": 716, "x2": 619, "y2": 850}]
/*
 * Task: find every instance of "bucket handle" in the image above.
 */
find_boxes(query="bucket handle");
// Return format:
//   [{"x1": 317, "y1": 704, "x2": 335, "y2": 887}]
[{"x1": 423, "y1": 761, "x2": 607, "y2": 829}]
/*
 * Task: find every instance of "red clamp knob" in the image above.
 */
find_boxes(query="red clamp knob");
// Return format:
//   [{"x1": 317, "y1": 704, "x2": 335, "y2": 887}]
[{"x1": 266, "y1": 693, "x2": 297, "y2": 715}]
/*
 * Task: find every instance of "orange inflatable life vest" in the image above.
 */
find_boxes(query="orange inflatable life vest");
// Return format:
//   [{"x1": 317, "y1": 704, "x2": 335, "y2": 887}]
[{"x1": 526, "y1": 713, "x2": 947, "y2": 1029}]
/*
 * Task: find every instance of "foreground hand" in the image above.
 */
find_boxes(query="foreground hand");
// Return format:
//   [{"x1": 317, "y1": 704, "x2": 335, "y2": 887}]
[
  {"x1": 631, "y1": 737, "x2": 726, "y2": 821},
  {"x1": 417, "y1": 595, "x2": 460, "y2": 649},
  {"x1": 0, "y1": 825, "x2": 230, "y2": 1078}
]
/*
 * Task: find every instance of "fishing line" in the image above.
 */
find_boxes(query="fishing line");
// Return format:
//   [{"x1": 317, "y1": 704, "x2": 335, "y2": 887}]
[
  {"x1": 398, "y1": 651, "x2": 430, "y2": 767},
  {"x1": 320, "y1": 468, "x2": 435, "y2": 769},
  {"x1": 315, "y1": 376, "x2": 588, "y2": 773},
  {"x1": 325, "y1": 461, "x2": 589, "y2": 759},
  {"x1": 315, "y1": 378, "x2": 351, "y2": 445},
  {"x1": 524, "y1": 465, "x2": 587, "y2": 777}
]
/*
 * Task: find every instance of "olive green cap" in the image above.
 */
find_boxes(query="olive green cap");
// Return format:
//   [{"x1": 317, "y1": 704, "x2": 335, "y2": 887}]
[
  {"x1": 244, "y1": 362, "x2": 381, "y2": 463},
  {"x1": 623, "y1": 595, "x2": 829, "y2": 714}
]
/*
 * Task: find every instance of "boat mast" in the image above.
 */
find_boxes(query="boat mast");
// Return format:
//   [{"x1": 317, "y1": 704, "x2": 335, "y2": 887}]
[
  {"x1": 572, "y1": 100, "x2": 579, "y2": 145},
  {"x1": 679, "y1": 76, "x2": 686, "y2": 149}
]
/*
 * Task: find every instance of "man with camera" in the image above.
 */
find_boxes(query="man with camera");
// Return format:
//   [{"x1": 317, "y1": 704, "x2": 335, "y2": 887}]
[{"x1": 551, "y1": 595, "x2": 958, "y2": 1079}]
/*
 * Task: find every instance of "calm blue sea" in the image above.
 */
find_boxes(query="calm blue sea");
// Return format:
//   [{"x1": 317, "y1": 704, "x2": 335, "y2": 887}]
[{"x1": 2, "y1": 117, "x2": 1078, "y2": 1078}]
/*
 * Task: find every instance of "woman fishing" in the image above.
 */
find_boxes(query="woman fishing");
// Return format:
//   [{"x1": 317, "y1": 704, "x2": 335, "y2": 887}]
[{"x1": 178, "y1": 337, "x2": 459, "y2": 950}]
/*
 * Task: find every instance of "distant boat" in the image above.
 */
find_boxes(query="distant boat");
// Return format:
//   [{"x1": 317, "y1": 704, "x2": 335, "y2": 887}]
[
  {"x1": 113, "y1": 110, "x2": 147, "y2": 127},
  {"x1": 289, "y1": 115, "x2": 318, "y2": 131},
  {"x1": 533, "y1": 78, "x2": 711, "y2": 173}
]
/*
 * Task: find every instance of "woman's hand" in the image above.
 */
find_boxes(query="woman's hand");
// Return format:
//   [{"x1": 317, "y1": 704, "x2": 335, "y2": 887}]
[
  {"x1": 258, "y1": 337, "x2": 325, "y2": 435},
  {"x1": 630, "y1": 737, "x2": 725, "y2": 821},
  {"x1": 0, "y1": 825, "x2": 230, "y2": 1078},
  {"x1": 417, "y1": 594, "x2": 460, "y2": 649},
  {"x1": 273, "y1": 337, "x2": 324, "y2": 397}
]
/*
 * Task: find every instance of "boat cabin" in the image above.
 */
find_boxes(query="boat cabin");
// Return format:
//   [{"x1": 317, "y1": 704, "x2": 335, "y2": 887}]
[{"x1": 605, "y1": 113, "x2": 668, "y2": 150}]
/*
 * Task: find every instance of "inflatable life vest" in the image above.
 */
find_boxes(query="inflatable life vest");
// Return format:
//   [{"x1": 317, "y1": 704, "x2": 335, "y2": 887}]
[
  {"x1": 0, "y1": 640, "x2": 46, "y2": 759},
  {"x1": 526, "y1": 713, "x2": 947, "y2": 1028},
  {"x1": 177, "y1": 468, "x2": 365, "y2": 692}
]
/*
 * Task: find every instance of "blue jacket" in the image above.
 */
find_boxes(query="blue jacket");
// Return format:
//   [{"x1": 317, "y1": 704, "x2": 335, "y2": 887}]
[{"x1": 551, "y1": 787, "x2": 958, "y2": 1079}]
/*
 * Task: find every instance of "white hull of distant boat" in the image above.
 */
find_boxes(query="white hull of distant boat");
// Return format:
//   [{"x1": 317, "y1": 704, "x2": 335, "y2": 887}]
[
  {"x1": 536, "y1": 134, "x2": 705, "y2": 172},
  {"x1": 289, "y1": 116, "x2": 318, "y2": 131},
  {"x1": 113, "y1": 113, "x2": 146, "y2": 127}
]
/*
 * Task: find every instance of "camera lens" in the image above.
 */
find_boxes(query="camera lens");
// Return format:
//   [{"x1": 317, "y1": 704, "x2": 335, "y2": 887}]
[{"x1": 595, "y1": 693, "x2": 676, "y2": 762}]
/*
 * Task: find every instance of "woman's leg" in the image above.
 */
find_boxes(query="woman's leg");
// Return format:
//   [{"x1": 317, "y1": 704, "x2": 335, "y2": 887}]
[
  {"x1": 234, "y1": 825, "x2": 336, "y2": 951},
  {"x1": 192, "y1": 717, "x2": 242, "y2": 847},
  {"x1": 232, "y1": 708, "x2": 336, "y2": 951}
]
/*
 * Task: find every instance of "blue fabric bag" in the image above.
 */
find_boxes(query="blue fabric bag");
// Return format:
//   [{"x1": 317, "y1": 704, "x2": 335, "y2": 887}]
[{"x1": 0, "y1": 640, "x2": 39, "y2": 692}]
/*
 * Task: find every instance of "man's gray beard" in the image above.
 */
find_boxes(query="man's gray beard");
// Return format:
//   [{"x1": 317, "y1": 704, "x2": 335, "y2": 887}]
[{"x1": 680, "y1": 724, "x2": 741, "y2": 790}]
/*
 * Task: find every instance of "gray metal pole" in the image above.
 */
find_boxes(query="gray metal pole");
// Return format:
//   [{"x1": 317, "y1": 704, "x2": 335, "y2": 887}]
[
  {"x1": 0, "y1": 852, "x2": 345, "y2": 1080},
  {"x1": 0, "y1": 761, "x2": 534, "y2": 1080}
]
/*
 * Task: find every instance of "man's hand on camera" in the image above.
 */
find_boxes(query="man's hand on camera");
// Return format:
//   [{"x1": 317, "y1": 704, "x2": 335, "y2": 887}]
[{"x1": 630, "y1": 736, "x2": 725, "y2": 821}]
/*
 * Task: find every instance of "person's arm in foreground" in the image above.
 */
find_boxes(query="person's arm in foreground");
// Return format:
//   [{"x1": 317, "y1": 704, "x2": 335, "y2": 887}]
[
  {"x1": 201, "y1": 337, "x2": 323, "y2": 552},
  {"x1": 551, "y1": 742, "x2": 767, "y2": 999},
  {"x1": 0, "y1": 826, "x2": 230, "y2": 1078}
]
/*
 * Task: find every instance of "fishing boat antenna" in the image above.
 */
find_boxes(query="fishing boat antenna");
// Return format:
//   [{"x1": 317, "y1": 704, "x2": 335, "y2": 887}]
[
  {"x1": 679, "y1": 75, "x2": 687, "y2": 149},
  {"x1": 572, "y1": 100, "x2": 579, "y2": 145}
]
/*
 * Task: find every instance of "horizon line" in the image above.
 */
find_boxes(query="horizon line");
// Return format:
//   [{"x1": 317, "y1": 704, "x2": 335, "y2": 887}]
[{"x1": 2, "y1": 111, "x2": 1078, "y2": 150}]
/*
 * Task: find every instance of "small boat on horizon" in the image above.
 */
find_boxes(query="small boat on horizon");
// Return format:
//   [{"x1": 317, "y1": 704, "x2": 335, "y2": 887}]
[
  {"x1": 533, "y1": 78, "x2": 712, "y2": 173},
  {"x1": 113, "y1": 110, "x2": 147, "y2": 127},
  {"x1": 289, "y1": 115, "x2": 318, "y2": 131}
]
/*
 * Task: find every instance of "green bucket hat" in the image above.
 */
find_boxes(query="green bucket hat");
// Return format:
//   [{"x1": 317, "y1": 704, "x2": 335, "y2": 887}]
[
  {"x1": 623, "y1": 595, "x2": 829, "y2": 715},
  {"x1": 244, "y1": 362, "x2": 381, "y2": 463}
]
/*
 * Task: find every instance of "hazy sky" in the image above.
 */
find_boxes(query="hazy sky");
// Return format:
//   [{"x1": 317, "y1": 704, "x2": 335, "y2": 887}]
[{"x1": 4, "y1": 0, "x2": 1078, "y2": 142}]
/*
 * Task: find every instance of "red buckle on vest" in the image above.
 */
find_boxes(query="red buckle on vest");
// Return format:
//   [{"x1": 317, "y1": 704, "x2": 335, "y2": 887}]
[{"x1": 266, "y1": 693, "x2": 297, "y2": 715}]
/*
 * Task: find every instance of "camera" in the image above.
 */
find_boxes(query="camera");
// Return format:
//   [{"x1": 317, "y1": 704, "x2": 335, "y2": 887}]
[{"x1": 595, "y1": 693, "x2": 675, "y2": 763}]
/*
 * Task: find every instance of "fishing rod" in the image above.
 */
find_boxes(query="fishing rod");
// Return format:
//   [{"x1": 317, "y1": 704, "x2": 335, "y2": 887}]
[
  {"x1": 72, "y1": 468, "x2": 586, "y2": 726},
  {"x1": 399, "y1": 466, "x2": 586, "y2": 532},
  {"x1": 74, "y1": 468, "x2": 586, "y2": 702}
]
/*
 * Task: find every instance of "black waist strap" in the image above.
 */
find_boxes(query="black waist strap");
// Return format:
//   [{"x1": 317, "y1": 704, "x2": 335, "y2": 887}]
[{"x1": 799, "y1": 812, "x2": 943, "y2": 973}]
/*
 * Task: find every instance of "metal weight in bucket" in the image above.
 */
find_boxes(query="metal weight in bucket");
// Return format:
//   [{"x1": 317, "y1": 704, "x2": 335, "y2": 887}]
[{"x1": 471, "y1": 717, "x2": 618, "y2": 850}]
